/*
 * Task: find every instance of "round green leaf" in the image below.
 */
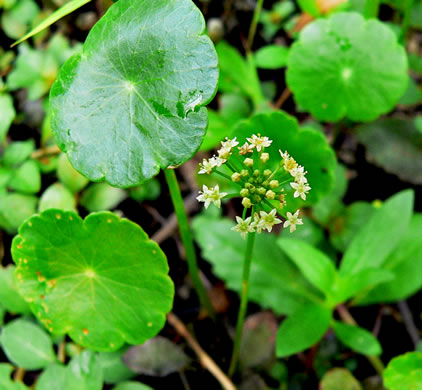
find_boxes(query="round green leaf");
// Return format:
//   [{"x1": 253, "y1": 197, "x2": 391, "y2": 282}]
[
  {"x1": 8, "y1": 160, "x2": 41, "y2": 194},
  {"x1": 11, "y1": 209, "x2": 174, "y2": 351},
  {"x1": 0, "y1": 319, "x2": 55, "y2": 370},
  {"x1": 287, "y1": 12, "x2": 408, "y2": 122},
  {"x1": 384, "y1": 352, "x2": 422, "y2": 390},
  {"x1": 232, "y1": 111, "x2": 336, "y2": 209},
  {"x1": 254, "y1": 45, "x2": 289, "y2": 69},
  {"x1": 50, "y1": 0, "x2": 218, "y2": 188}
]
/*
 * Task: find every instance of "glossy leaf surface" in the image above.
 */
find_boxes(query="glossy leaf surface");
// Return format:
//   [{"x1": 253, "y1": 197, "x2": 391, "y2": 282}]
[
  {"x1": 12, "y1": 209, "x2": 174, "y2": 351},
  {"x1": 50, "y1": 0, "x2": 218, "y2": 187}
]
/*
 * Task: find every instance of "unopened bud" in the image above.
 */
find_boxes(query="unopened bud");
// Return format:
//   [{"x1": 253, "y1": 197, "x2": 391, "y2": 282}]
[
  {"x1": 257, "y1": 187, "x2": 266, "y2": 195},
  {"x1": 253, "y1": 169, "x2": 260, "y2": 177},
  {"x1": 260, "y1": 153, "x2": 269, "y2": 163},
  {"x1": 242, "y1": 197, "x2": 252, "y2": 208},
  {"x1": 240, "y1": 169, "x2": 249, "y2": 177},
  {"x1": 231, "y1": 172, "x2": 241, "y2": 182},
  {"x1": 270, "y1": 180, "x2": 279, "y2": 189},
  {"x1": 244, "y1": 158, "x2": 254, "y2": 167},
  {"x1": 266, "y1": 190, "x2": 276, "y2": 200},
  {"x1": 240, "y1": 188, "x2": 249, "y2": 197},
  {"x1": 264, "y1": 169, "x2": 272, "y2": 176}
]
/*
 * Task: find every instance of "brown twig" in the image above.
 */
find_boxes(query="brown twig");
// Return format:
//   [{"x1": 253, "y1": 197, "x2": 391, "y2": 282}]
[
  {"x1": 274, "y1": 88, "x2": 292, "y2": 110},
  {"x1": 13, "y1": 367, "x2": 25, "y2": 382},
  {"x1": 31, "y1": 145, "x2": 61, "y2": 159},
  {"x1": 167, "y1": 313, "x2": 237, "y2": 390},
  {"x1": 58, "y1": 339, "x2": 66, "y2": 364}
]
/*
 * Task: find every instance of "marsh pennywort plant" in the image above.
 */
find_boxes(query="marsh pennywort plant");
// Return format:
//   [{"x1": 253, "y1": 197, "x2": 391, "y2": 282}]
[{"x1": 196, "y1": 134, "x2": 311, "y2": 374}]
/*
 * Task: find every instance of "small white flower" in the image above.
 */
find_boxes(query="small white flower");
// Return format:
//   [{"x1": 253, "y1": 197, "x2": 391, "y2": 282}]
[
  {"x1": 257, "y1": 209, "x2": 282, "y2": 232},
  {"x1": 221, "y1": 137, "x2": 239, "y2": 149},
  {"x1": 290, "y1": 165, "x2": 308, "y2": 183},
  {"x1": 196, "y1": 185, "x2": 228, "y2": 209},
  {"x1": 283, "y1": 210, "x2": 303, "y2": 233},
  {"x1": 238, "y1": 142, "x2": 254, "y2": 155},
  {"x1": 247, "y1": 134, "x2": 272, "y2": 152},
  {"x1": 290, "y1": 181, "x2": 311, "y2": 200},
  {"x1": 210, "y1": 155, "x2": 226, "y2": 167},
  {"x1": 231, "y1": 216, "x2": 255, "y2": 238},
  {"x1": 217, "y1": 145, "x2": 232, "y2": 159},
  {"x1": 198, "y1": 158, "x2": 215, "y2": 175},
  {"x1": 279, "y1": 150, "x2": 290, "y2": 160}
]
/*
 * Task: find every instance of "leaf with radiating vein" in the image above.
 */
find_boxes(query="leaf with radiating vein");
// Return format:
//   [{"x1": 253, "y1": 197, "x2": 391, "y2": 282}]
[
  {"x1": 50, "y1": 0, "x2": 218, "y2": 187},
  {"x1": 11, "y1": 209, "x2": 174, "y2": 351}
]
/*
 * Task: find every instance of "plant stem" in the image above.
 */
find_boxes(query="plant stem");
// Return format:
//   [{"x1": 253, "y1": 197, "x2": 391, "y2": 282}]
[
  {"x1": 228, "y1": 231, "x2": 257, "y2": 376},
  {"x1": 164, "y1": 169, "x2": 215, "y2": 318},
  {"x1": 363, "y1": 0, "x2": 380, "y2": 19},
  {"x1": 247, "y1": 0, "x2": 264, "y2": 53},
  {"x1": 336, "y1": 305, "x2": 385, "y2": 375},
  {"x1": 399, "y1": 0, "x2": 414, "y2": 44}
]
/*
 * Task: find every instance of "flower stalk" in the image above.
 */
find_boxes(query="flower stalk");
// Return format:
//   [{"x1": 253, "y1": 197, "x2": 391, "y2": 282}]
[
  {"x1": 228, "y1": 230, "x2": 256, "y2": 377},
  {"x1": 164, "y1": 168, "x2": 215, "y2": 318}
]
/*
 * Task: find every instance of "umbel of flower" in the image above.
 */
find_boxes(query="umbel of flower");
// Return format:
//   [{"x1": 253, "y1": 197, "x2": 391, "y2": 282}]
[{"x1": 196, "y1": 134, "x2": 310, "y2": 237}]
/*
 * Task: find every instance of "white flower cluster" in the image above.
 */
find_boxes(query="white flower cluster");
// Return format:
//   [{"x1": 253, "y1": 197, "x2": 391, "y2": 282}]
[{"x1": 196, "y1": 134, "x2": 310, "y2": 237}]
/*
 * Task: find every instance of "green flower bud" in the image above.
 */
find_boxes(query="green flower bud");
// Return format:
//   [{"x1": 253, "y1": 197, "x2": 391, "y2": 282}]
[
  {"x1": 260, "y1": 152, "x2": 269, "y2": 163},
  {"x1": 253, "y1": 169, "x2": 260, "y2": 177},
  {"x1": 263, "y1": 169, "x2": 272, "y2": 176},
  {"x1": 240, "y1": 188, "x2": 249, "y2": 197},
  {"x1": 231, "y1": 172, "x2": 241, "y2": 182},
  {"x1": 242, "y1": 197, "x2": 252, "y2": 208},
  {"x1": 266, "y1": 190, "x2": 276, "y2": 200},
  {"x1": 244, "y1": 158, "x2": 254, "y2": 167},
  {"x1": 257, "y1": 187, "x2": 266, "y2": 195},
  {"x1": 270, "y1": 180, "x2": 279, "y2": 189},
  {"x1": 240, "y1": 169, "x2": 249, "y2": 177}
]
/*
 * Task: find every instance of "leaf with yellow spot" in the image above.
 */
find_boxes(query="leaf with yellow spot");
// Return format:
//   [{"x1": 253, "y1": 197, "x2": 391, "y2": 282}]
[{"x1": 11, "y1": 209, "x2": 174, "y2": 351}]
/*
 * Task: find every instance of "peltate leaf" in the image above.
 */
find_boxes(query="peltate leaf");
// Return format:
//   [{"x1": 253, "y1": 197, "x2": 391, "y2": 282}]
[
  {"x1": 11, "y1": 209, "x2": 174, "y2": 351},
  {"x1": 287, "y1": 12, "x2": 408, "y2": 122},
  {"x1": 50, "y1": 0, "x2": 218, "y2": 187},
  {"x1": 383, "y1": 352, "x2": 422, "y2": 390}
]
